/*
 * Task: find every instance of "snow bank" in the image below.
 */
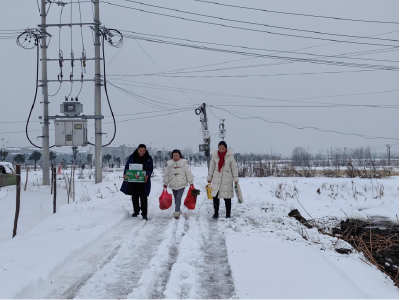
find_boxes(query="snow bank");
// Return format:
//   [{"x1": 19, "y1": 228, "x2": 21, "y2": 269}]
[{"x1": 0, "y1": 185, "x2": 130, "y2": 299}]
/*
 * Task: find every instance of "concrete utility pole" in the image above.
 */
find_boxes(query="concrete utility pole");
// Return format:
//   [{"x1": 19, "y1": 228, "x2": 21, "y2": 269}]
[
  {"x1": 94, "y1": 0, "x2": 102, "y2": 183},
  {"x1": 386, "y1": 144, "x2": 391, "y2": 166},
  {"x1": 41, "y1": 0, "x2": 50, "y2": 185},
  {"x1": 202, "y1": 103, "x2": 211, "y2": 168}
]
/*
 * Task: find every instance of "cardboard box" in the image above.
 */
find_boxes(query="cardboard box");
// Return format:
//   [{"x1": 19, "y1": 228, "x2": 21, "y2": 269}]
[{"x1": 126, "y1": 170, "x2": 146, "y2": 182}]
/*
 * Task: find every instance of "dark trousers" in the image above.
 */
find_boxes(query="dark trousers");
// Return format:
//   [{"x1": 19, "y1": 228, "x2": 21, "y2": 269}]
[
  {"x1": 132, "y1": 184, "x2": 148, "y2": 217},
  {"x1": 213, "y1": 192, "x2": 231, "y2": 217}
]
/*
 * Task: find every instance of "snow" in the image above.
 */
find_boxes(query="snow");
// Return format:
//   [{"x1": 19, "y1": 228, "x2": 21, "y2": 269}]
[{"x1": 0, "y1": 167, "x2": 398, "y2": 299}]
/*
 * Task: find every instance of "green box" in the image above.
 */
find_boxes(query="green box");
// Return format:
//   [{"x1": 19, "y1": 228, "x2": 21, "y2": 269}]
[{"x1": 126, "y1": 170, "x2": 146, "y2": 182}]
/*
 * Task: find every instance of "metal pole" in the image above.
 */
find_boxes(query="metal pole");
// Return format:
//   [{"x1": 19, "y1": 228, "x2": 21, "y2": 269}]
[
  {"x1": 41, "y1": 0, "x2": 50, "y2": 185},
  {"x1": 94, "y1": 0, "x2": 102, "y2": 183},
  {"x1": 203, "y1": 103, "x2": 211, "y2": 169}
]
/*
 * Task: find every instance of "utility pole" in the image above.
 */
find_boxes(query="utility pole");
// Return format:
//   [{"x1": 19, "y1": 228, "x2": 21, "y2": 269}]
[
  {"x1": 41, "y1": 0, "x2": 50, "y2": 185},
  {"x1": 386, "y1": 144, "x2": 391, "y2": 166},
  {"x1": 94, "y1": 0, "x2": 102, "y2": 183},
  {"x1": 202, "y1": 103, "x2": 211, "y2": 168},
  {"x1": 219, "y1": 119, "x2": 226, "y2": 141},
  {"x1": 196, "y1": 103, "x2": 211, "y2": 169}
]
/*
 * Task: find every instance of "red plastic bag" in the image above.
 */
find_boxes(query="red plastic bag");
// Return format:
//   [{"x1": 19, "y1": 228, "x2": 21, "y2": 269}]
[
  {"x1": 159, "y1": 189, "x2": 172, "y2": 210},
  {"x1": 184, "y1": 185, "x2": 197, "y2": 210}
]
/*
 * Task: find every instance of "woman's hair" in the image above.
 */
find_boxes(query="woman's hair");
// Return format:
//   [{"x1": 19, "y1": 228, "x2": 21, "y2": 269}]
[
  {"x1": 171, "y1": 149, "x2": 184, "y2": 159},
  {"x1": 218, "y1": 141, "x2": 228, "y2": 149}
]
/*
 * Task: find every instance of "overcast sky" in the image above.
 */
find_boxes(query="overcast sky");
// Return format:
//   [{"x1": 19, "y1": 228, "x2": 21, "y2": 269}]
[{"x1": 0, "y1": 0, "x2": 398, "y2": 156}]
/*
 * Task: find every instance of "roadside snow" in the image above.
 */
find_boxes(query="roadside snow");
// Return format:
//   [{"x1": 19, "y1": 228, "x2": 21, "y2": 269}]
[{"x1": 0, "y1": 167, "x2": 398, "y2": 299}]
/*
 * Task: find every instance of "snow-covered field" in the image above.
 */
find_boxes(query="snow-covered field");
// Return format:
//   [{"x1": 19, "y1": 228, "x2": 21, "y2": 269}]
[{"x1": 0, "y1": 167, "x2": 398, "y2": 299}]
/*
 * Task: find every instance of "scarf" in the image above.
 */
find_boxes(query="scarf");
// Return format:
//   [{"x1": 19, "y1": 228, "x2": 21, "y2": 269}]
[{"x1": 218, "y1": 151, "x2": 227, "y2": 172}]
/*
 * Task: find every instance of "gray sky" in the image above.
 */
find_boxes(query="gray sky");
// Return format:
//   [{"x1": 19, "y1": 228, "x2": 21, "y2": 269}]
[{"x1": 0, "y1": 0, "x2": 398, "y2": 156}]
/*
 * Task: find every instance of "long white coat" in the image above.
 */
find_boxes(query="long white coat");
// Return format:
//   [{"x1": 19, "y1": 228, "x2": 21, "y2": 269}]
[
  {"x1": 163, "y1": 159, "x2": 194, "y2": 190},
  {"x1": 207, "y1": 149, "x2": 239, "y2": 199}
]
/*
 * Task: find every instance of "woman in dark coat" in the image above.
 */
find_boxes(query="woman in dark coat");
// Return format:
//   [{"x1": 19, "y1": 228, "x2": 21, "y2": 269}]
[{"x1": 120, "y1": 144, "x2": 154, "y2": 220}]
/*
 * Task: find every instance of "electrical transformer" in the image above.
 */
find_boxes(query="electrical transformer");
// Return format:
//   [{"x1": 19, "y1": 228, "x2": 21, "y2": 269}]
[
  {"x1": 54, "y1": 120, "x2": 88, "y2": 146},
  {"x1": 60, "y1": 102, "x2": 83, "y2": 115}
]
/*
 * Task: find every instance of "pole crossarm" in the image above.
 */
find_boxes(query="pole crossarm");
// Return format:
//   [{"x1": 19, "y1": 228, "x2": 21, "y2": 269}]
[
  {"x1": 41, "y1": 58, "x2": 103, "y2": 61},
  {"x1": 45, "y1": 115, "x2": 104, "y2": 120},
  {"x1": 38, "y1": 22, "x2": 97, "y2": 28}
]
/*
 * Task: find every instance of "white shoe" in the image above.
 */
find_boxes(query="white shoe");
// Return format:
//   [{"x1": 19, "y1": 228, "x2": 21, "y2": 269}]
[{"x1": 173, "y1": 212, "x2": 180, "y2": 219}]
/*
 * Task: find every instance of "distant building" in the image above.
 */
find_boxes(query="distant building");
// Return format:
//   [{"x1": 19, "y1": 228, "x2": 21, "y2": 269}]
[{"x1": 88, "y1": 144, "x2": 153, "y2": 163}]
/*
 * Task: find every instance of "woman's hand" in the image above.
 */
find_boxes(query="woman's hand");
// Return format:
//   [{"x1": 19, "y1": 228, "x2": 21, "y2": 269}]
[
  {"x1": 144, "y1": 175, "x2": 149, "y2": 183},
  {"x1": 123, "y1": 174, "x2": 127, "y2": 181}
]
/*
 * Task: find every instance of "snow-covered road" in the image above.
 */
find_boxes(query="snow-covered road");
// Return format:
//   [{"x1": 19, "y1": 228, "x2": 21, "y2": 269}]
[{"x1": 0, "y1": 167, "x2": 398, "y2": 298}]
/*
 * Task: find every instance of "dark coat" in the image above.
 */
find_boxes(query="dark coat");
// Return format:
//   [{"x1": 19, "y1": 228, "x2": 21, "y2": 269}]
[{"x1": 120, "y1": 149, "x2": 154, "y2": 197}]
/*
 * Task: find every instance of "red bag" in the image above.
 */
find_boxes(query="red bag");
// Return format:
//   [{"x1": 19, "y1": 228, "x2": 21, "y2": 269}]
[
  {"x1": 184, "y1": 185, "x2": 197, "y2": 210},
  {"x1": 159, "y1": 189, "x2": 172, "y2": 210}
]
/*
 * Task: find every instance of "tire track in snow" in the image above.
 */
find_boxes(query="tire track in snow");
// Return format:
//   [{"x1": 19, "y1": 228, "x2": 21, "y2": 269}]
[
  {"x1": 73, "y1": 216, "x2": 173, "y2": 299},
  {"x1": 197, "y1": 200, "x2": 236, "y2": 299},
  {"x1": 162, "y1": 214, "x2": 203, "y2": 299},
  {"x1": 128, "y1": 216, "x2": 189, "y2": 299}
]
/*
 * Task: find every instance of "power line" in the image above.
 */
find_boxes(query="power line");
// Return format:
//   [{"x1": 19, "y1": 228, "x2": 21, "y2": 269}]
[
  {"x1": 120, "y1": 30, "x2": 399, "y2": 64},
  {"x1": 212, "y1": 104, "x2": 397, "y2": 109},
  {"x1": 122, "y1": 34, "x2": 398, "y2": 71},
  {"x1": 0, "y1": 107, "x2": 197, "y2": 125},
  {"x1": 103, "y1": 1, "x2": 398, "y2": 47},
  {"x1": 107, "y1": 80, "x2": 398, "y2": 107},
  {"x1": 108, "y1": 81, "x2": 196, "y2": 109},
  {"x1": 157, "y1": 62, "x2": 396, "y2": 76},
  {"x1": 132, "y1": 38, "x2": 199, "y2": 105},
  {"x1": 209, "y1": 106, "x2": 399, "y2": 141},
  {"x1": 124, "y1": 30, "x2": 398, "y2": 75},
  {"x1": 191, "y1": 0, "x2": 399, "y2": 25},
  {"x1": 110, "y1": 69, "x2": 382, "y2": 78},
  {"x1": 77, "y1": 0, "x2": 85, "y2": 51},
  {"x1": 118, "y1": 31, "x2": 399, "y2": 77},
  {"x1": 100, "y1": 108, "x2": 194, "y2": 125},
  {"x1": 0, "y1": 109, "x2": 194, "y2": 134},
  {"x1": 115, "y1": 0, "x2": 398, "y2": 42}
]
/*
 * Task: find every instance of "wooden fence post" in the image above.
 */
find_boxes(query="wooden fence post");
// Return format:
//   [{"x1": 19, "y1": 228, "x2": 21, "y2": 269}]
[
  {"x1": 51, "y1": 163, "x2": 54, "y2": 194},
  {"x1": 53, "y1": 167, "x2": 57, "y2": 213},
  {"x1": 72, "y1": 166, "x2": 76, "y2": 202},
  {"x1": 24, "y1": 166, "x2": 29, "y2": 192},
  {"x1": 12, "y1": 165, "x2": 21, "y2": 238}
]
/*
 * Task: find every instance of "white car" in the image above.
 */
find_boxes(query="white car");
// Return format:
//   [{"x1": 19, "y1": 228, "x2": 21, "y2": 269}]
[{"x1": 0, "y1": 162, "x2": 15, "y2": 174}]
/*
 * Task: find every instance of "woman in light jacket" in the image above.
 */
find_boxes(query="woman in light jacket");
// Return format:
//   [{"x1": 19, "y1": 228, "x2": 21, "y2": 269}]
[
  {"x1": 163, "y1": 149, "x2": 194, "y2": 219},
  {"x1": 207, "y1": 141, "x2": 239, "y2": 219}
]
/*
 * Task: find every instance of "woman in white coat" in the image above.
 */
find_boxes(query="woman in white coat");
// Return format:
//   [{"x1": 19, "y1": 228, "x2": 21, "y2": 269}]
[
  {"x1": 207, "y1": 141, "x2": 239, "y2": 218},
  {"x1": 163, "y1": 149, "x2": 194, "y2": 219}
]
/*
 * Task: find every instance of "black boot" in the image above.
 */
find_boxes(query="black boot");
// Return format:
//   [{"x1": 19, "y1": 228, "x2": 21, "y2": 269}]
[
  {"x1": 225, "y1": 199, "x2": 231, "y2": 218},
  {"x1": 132, "y1": 212, "x2": 139, "y2": 217},
  {"x1": 213, "y1": 197, "x2": 220, "y2": 219}
]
